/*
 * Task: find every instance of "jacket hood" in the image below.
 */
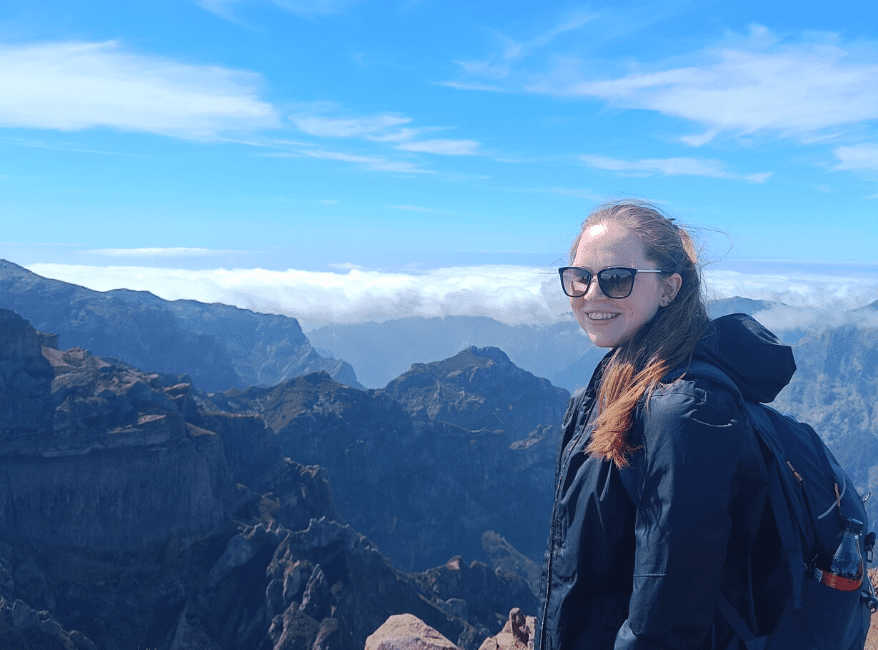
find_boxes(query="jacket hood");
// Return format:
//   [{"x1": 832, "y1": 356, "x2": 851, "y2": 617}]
[{"x1": 693, "y1": 313, "x2": 796, "y2": 403}]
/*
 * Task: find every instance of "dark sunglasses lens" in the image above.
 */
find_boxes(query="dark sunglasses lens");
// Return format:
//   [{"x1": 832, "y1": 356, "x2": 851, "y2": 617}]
[
  {"x1": 598, "y1": 268, "x2": 635, "y2": 298},
  {"x1": 562, "y1": 268, "x2": 591, "y2": 296}
]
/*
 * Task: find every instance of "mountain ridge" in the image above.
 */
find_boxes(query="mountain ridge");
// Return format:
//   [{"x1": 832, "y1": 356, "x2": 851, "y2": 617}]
[{"x1": 0, "y1": 260, "x2": 361, "y2": 392}]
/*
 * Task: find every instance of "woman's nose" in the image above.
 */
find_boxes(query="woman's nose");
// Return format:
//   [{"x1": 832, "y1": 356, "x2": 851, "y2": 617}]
[{"x1": 582, "y1": 275, "x2": 607, "y2": 300}]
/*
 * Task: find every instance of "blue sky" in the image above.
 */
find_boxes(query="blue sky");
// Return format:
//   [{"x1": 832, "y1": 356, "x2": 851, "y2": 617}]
[{"x1": 1, "y1": 0, "x2": 877, "y2": 325}]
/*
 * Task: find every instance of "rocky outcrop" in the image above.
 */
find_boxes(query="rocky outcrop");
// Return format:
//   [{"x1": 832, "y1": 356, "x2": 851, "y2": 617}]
[
  {"x1": 0, "y1": 260, "x2": 360, "y2": 391},
  {"x1": 365, "y1": 609, "x2": 537, "y2": 650},
  {"x1": 409, "y1": 556, "x2": 538, "y2": 633},
  {"x1": 382, "y1": 346, "x2": 566, "y2": 441},
  {"x1": 0, "y1": 309, "x2": 534, "y2": 650},
  {"x1": 366, "y1": 614, "x2": 461, "y2": 650},
  {"x1": 205, "y1": 347, "x2": 569, "y2": 574},
  {"x1": 476, "y1": 609, "x2": 535, "y2": 650}
]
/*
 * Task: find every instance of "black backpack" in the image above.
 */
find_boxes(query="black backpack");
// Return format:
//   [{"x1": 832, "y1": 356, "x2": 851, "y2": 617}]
[{"x1": 682, "y1": 360, "x2": 876, "y2": 650}]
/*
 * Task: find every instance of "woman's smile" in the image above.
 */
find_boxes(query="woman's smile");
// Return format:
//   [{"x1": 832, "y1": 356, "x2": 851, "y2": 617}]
[{"x1": 585, "y1": 311, "x2": 619, "y2": 321}]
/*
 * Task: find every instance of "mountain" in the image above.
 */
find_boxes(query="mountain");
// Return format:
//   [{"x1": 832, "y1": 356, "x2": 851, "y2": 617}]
[
  {"x1": 306, "y1": 299, "x2": 804, "y2": 392},
  {"x1": 306, "y1": 315, "x2": 594, "y2": 390},
  {"x1": 0, "y1": 309, "x2": 533, "y2": 650},
  {"x1": 202, "y1": 346, "x2": 569, "y2": 575},
  {"x1": 773, "y1": 323, "x2": 878, "y2": 527},
  {"x1": 0, "y1": 260, "x2": 361, "y2": 392}
]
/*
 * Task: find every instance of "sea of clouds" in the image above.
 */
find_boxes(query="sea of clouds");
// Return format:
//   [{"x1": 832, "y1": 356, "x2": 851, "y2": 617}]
[{"x1": 24, "y1": 263, "x2": 878, "y2": 331}]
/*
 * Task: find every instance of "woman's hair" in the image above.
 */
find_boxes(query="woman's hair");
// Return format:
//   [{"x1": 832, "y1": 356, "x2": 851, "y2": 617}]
[{"x1": 571, "y1": 200, "x2": 709, "y2": 467}]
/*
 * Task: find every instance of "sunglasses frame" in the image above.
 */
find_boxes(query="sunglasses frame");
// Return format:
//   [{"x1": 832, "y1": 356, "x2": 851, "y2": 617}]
[{"x1": 558, "y1": 266, "x2": 671, "y2": 299}]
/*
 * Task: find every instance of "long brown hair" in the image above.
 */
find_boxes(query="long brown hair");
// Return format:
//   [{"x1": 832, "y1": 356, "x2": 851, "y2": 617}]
[{"x1": 571, "y1": 200, "x2": 709, "y2": 467}]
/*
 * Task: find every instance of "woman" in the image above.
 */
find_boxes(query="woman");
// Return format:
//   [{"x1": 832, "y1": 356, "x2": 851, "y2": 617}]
[{"x1": 538, "y1": 201, "x2": 795, "y2": 649}]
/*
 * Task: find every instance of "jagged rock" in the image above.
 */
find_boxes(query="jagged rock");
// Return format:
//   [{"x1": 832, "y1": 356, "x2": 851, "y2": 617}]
[
  {"x1": 0, "y1": 308, "x2": 535, "y2": 650},
  {"x1": 365, "y1": 613, "x2": 460, "y2": 650},
  {"x1": 0, "y1": 596, "x2": 96, "y2": 650},
  {"x1": 298, "y1": 565, "x2": 330, "y2": 619},
  {"x1": 409, "y1": 556, "x2": 538, "y2": 634},
  {"x1": 480, "y1": 532, "x2": 540, "y2": 596},
  {"x1": 382, "y1": 346, "x2": 566, "y2": 440},
  {"x1": 477, "y1": 609, "x2": 534, "y2": 650},
  {"x1": 213, "y1": 349, "x2": 568, "y2": 574}
]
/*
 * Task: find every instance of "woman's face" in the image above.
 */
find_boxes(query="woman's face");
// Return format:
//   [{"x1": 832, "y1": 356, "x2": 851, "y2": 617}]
[{"x1": 569, "y1": 222, "x2": 680, "y2": 348}]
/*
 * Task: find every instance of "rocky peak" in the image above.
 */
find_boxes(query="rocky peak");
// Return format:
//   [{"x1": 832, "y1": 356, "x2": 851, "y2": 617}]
[
  {"x1": 382, "y1": 346, "x2": 569, "y2": 440},
  {"x1": 0, "y1": 260, "x2": 361, "y2": 391}
]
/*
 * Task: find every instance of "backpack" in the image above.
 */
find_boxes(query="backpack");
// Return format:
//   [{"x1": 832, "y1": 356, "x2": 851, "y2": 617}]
[{"x1": 681, "y1": 360, "x2": 877, "y2": 650}]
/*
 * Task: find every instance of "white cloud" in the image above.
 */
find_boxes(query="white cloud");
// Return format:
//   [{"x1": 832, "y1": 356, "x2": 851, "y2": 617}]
[
  {"x1": 0, "y1": 41, "x2": 279, "y2": 138},
  {"x1": 527, "y1": 27, "x2": 878, "y2": 142},
  {"x1": 395, "y1": 138, "x2": 481, "y2": 156},
  {"x1": 581, "y1": 155, "x2": 770, "y2": 182},
  {"x1": 289, "y1": 107, "x2": 483, "y2": 157},
  {"x1": 301, "y1": 149, "x2": 430, "y2": 173},
  {"x1": 834, "y1": 144, "x2": 878, "y2": 171},
  {"x1": 289, "y1": 114, "x2": 410, "y2": 138},
  {"x1": 448, "y1": 10, "x2": 594, "y2": 87},
  {"x1": 200, "y1": 0, "x2": 363, "y2": 19},
  {"x1": 24, "y1": 263, "x2": 878, "y2": 330},
  {"x1": 85, "y1": 247, "x2": 241, "y2": 258},
  {"x1": 438, "y1": 80, "x2": 505, "y2": 92},
  {"x1": 703, "y1": 268, "x2": 878, "y2": 313},
  {"x1": 387, "y1": 205, "x2": 437, "y2": 212},
  {"x1": 26, "y1": 263, "x2": 569, "y2": 327}
]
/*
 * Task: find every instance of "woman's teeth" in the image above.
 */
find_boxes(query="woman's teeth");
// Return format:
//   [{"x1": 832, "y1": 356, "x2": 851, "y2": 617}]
[{"x1": 587, "y1": 312, "x2": 618, "y2": 321}]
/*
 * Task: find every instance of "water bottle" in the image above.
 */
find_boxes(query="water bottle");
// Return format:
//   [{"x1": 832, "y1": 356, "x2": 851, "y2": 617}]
[{"x1": 830, "y1": 517, "x2": 864, "y2": 580}]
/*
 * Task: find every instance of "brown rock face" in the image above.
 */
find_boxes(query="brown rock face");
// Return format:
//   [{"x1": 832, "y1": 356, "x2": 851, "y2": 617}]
[
  {"x1": 365, "y1": 613, "x2": 461, "y2": 650},
  {"x1": 476, "y1": 608, "x2": 535, "y2": 650}
]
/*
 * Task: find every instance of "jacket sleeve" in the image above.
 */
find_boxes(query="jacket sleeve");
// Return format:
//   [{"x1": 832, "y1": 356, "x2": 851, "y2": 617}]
[{"x1": 614, "y1": 385, "x2": 747, "y2": 649}]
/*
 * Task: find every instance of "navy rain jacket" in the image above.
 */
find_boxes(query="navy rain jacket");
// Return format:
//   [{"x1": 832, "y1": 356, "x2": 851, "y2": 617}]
[{"x1": 538, "y1": 314, "x2": 797, "y2": 650}]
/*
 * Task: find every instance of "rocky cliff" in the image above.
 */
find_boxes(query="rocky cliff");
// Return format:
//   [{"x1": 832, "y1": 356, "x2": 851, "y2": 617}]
[
  {"x1": 204, "y1": 346, "x2": 568, "y2": 575},
  {"x1": 0, "y1": 260, "x2": 360, "y2": 392},
  {"x1": 0, "y1": 309, "x2": 532, "y2": 649}
]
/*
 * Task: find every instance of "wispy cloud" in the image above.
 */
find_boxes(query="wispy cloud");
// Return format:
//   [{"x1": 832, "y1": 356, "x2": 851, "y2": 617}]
[
  {"x1": 447, "y1": 10, "x2": 594, "y2": 86},
  {"x1": 437, "y1": 80, "x2": 505, "y2": 92},
  {"x1": 289, "y1": 114, "x2": 411, "y2": 138},
  {"x1": 581, "y1": 155, "x2": 771, "y2": 182},
  {"x1": 530, "y1": 26, "x2": 878, "y2": 143},
  {"x1": 834, "y1": 144, "x2": 878, "y2": 172},
  {"x1": 199, "y1": 0, "x2": 364, "y2": 20},
  {"x1": 387, "y1": 204, "x2": 438, "y2": 212},
  {"x1": 24, "y1": 262, "x2": 878, "y2": 329},
  {"x1": 301, "y1": 149, "x2": 431, "y2": 173},
  {"x1": 396, "y1": 138, "x2": 481, "y2": 156},
  {"x1": 84, "y1": 247, "x2": 244, "y2": 258},
  {"x1": 288, "y1": 107, "x2": 483, "y2": 157},
  {"x1": 0, "y1": 41, "x2": 279, "y2": 139}
]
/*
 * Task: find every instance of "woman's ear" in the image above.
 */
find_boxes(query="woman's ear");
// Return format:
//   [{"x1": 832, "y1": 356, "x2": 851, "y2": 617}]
[{"x1": 660, "y1": 273, "x2": 683, "y2": 307}]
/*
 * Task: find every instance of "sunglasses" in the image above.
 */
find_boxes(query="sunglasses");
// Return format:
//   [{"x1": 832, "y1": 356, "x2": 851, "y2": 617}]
[{"x1": 558, "y1": 266, "x2": 671, "y2": 299}]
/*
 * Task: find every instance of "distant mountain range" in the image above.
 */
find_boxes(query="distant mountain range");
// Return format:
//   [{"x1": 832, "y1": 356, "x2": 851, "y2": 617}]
[
  {"x1": 0, "y1": 260, "x2": 361, "y2": 392},
  {"x1": 4, "y1": 259, "x2": 876, "y2": 548},
  {"x1": 305, "y1": 297, "x2": 808, "y2": 391}
]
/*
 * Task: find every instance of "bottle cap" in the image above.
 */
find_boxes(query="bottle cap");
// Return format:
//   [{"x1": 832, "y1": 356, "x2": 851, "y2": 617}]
[{"x1": 842, "y1": 518, "x2": 863, "y2": 534}]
